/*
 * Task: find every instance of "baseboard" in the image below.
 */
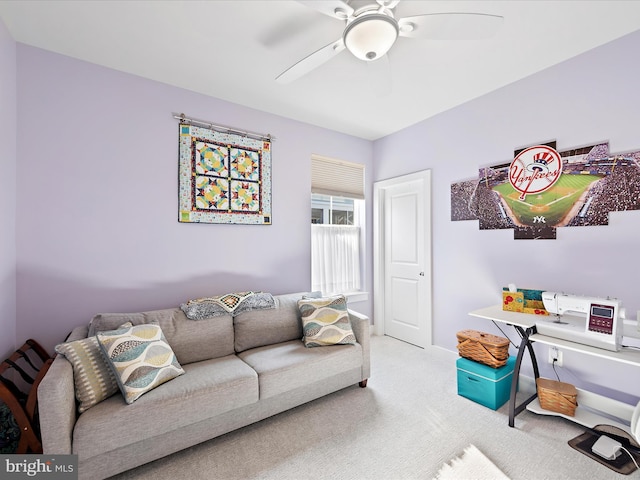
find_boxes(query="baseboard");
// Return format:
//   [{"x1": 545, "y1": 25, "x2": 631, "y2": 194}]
[{"x1": 518, "y1": 374, "x2": 536, "y2": 394}]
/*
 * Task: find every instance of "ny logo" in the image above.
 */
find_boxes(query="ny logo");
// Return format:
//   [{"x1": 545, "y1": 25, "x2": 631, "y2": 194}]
[{"x1": 533, "y1": 216, "x2": 546, "y2": 223}]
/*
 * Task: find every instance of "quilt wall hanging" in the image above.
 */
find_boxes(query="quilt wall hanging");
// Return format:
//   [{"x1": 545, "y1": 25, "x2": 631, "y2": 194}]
[
  {"x1": 178, "y1": 117, "x2": 272, "y2": 225},
  {"x1": 451, "y1": 140, "x2": 640, "y2": 239}
]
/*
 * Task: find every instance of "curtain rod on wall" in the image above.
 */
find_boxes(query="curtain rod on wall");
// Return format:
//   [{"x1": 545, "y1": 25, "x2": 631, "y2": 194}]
[{"x1": 172, "y1": 113, "x2": 275, "y2": 142}]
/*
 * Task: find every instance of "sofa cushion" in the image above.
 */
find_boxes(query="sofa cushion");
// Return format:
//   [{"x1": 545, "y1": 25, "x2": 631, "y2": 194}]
[
  {"x1": 72, "y1": 354, "x2": 259, "y2": 460},
  {"x1": 88, "y1": 307, "x2": 234, "y2": 365},
  {"x1": 97, "y1": 323, "x2": 185, "y2": 404},
  {"x1": 233, "y1": 292, "x2": 310, "y2": 353},
  {"x1": 298, "y1": 295, "x2": 356, "y2": 347},
  {"x1": 237, "y1": 339, "x2": 362, "y2": 399}
]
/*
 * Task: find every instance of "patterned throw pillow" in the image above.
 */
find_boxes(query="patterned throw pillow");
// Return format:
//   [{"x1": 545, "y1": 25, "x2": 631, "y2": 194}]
[
  {"x1": 96, "y1": 323, "x2": 185, "y2": 404},
  {"x1": 297, "y1": 295, "x2": 356, "y2": 347},
  {"x1": 54, "y1": 322, "x2": 132, "y2": 413}
]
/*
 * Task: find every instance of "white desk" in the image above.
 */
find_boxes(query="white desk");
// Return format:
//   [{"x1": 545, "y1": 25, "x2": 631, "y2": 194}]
[{"x1": 469, "y1": 305, "x2": 640, "y2": 429}]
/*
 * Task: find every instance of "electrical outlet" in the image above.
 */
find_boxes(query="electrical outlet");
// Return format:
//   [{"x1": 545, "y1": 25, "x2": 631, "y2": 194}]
[{"x1": 548, "y1": 347, "x2": 563, "y2": 367}]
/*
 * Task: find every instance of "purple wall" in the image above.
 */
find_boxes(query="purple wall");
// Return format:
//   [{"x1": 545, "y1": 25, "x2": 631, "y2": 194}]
[
  {"x1": 0, "y1": 18, "x2": 16, "y2": 360},
  {"x1": 10, "y1": 25, "x2": 640, "y2": 404},
  {"x1": 374, "y1": 30, "x2": 640, "y2": 403},
  {"x1": 15, "y1": 45, "x2": 373, "y2": 353}
]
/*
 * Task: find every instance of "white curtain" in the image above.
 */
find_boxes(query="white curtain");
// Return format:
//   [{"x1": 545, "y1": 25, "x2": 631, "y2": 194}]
[{"x1": 311, "y1": 224, "x2": 361, "y2": 294}]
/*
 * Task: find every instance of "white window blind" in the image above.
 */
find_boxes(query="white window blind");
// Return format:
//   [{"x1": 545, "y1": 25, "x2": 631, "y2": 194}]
[{"x1": 311, "y1": 155, "x2": 365, "y2": 200}]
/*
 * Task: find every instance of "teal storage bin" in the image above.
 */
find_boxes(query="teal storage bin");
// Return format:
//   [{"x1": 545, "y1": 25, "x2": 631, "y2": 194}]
[{"x1": 456, "y1": 356, "x2": 516, "y2": 410}]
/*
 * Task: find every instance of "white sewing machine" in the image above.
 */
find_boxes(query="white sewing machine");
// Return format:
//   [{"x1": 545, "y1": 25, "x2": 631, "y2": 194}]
[{"x1": 536, "y1": 292, "x2": 623, "y2": 351}]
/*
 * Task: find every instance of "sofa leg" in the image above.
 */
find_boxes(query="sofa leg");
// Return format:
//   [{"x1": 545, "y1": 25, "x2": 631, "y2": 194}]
[{"x1": 359, "y1": 379, "x2": 368, "y2": 388}]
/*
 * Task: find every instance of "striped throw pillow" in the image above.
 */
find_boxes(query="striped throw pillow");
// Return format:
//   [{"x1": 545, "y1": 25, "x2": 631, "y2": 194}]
[{"x1": 54, "y1": 322, "x2": 132, "y2": 413}]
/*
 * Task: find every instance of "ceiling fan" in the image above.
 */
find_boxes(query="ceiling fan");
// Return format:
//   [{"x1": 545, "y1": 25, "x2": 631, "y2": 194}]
[{"x1": 275, "y1": 0, "x2": 503, "y2": 84}]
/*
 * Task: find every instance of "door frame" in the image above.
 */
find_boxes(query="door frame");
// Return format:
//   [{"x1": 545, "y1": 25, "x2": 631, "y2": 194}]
[{"x1": 373, "y1": 170, "x2": 432, "y2": 346}]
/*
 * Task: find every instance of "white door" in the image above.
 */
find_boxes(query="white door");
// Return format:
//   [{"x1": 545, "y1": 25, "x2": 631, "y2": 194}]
[{"x1": 374, "y1": 171, "x2": 431, "y2": 348}]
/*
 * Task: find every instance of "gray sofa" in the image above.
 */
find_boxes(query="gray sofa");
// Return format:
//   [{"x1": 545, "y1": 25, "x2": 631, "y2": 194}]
[{"x1": 38, "y1": 292, "x2": 370, "y2": 479}]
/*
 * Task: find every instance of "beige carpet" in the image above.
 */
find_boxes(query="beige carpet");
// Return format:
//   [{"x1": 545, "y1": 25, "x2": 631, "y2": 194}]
[{"x1": 110, "y1": 335, "x2": 625, "y2": 479}]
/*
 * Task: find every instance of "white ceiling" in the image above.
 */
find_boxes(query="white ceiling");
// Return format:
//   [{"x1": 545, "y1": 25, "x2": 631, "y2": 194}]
[{"x1": 2, "y1": 0, "x2": 640, "y2": 140}]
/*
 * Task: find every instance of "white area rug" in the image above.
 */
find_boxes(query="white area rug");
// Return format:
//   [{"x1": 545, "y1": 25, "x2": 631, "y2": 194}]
[{"x1": 434, "y1": 444, "x2": 510, "y2": 480}]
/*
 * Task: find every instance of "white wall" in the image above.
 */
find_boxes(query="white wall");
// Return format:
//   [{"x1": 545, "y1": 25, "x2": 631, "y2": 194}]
[{"x1": 374, "y1": 30, "x2": 640, "y2": 405}]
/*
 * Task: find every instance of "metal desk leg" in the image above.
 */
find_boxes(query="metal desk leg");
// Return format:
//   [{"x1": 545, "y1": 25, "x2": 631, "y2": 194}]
[
  {"x1": 526, "y1": 331, "x2": 540, "y2": 380},
  {"x1": 508, "y1": 326, "x2": 539, "y2": 427}
]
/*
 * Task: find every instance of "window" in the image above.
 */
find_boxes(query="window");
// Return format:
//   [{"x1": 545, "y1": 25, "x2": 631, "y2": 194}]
[
  {"x1": 311, "y1": 194, "x2": 354, "y2": 225},
  {"x1": 310, "y1": 155, "x2": 365, "y2": 296}
]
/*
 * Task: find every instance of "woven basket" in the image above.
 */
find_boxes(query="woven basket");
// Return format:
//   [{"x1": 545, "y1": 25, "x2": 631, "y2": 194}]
[
  {"x1": 456, "y1": 330, "x2": 509, "y2": 368},
  {"x1": 536, "y1": 377, "x2": 578, "y2": 416}
]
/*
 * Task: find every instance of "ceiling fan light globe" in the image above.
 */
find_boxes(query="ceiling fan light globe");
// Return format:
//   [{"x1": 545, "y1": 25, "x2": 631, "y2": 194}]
[{"x1": 343, "y1": 14, "x2": 399, "y2": 62}]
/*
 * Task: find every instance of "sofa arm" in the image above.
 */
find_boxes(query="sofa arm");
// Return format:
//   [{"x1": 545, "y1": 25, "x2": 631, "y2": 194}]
[
  {"x1": 38, "y1": 354, "x2": 76, "y2": 454},
  {"x1": 38, "y1": 326, "x2": 87, "y2": 455},
  {"x1": 348, "y1": 309, "x2": 371, "y2": 382}
]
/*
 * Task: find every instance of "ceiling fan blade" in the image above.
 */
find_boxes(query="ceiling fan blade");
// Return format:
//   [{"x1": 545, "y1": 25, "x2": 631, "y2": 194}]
[
  {"x1": 377, "y1": 0, "x2": 401, "y2": 8},
  {"x1": 398, "y1": 13, "x2": 504, "y2": 40},
  {"x1": 297, "y1": 0, "x2": 354, "y2": 20},
  {"x1": 258, "y1": 16, "x2": 319, "y2": 48},
  {"x1": 276, "y1": 39, "x2": 346, "y2": 84}
]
